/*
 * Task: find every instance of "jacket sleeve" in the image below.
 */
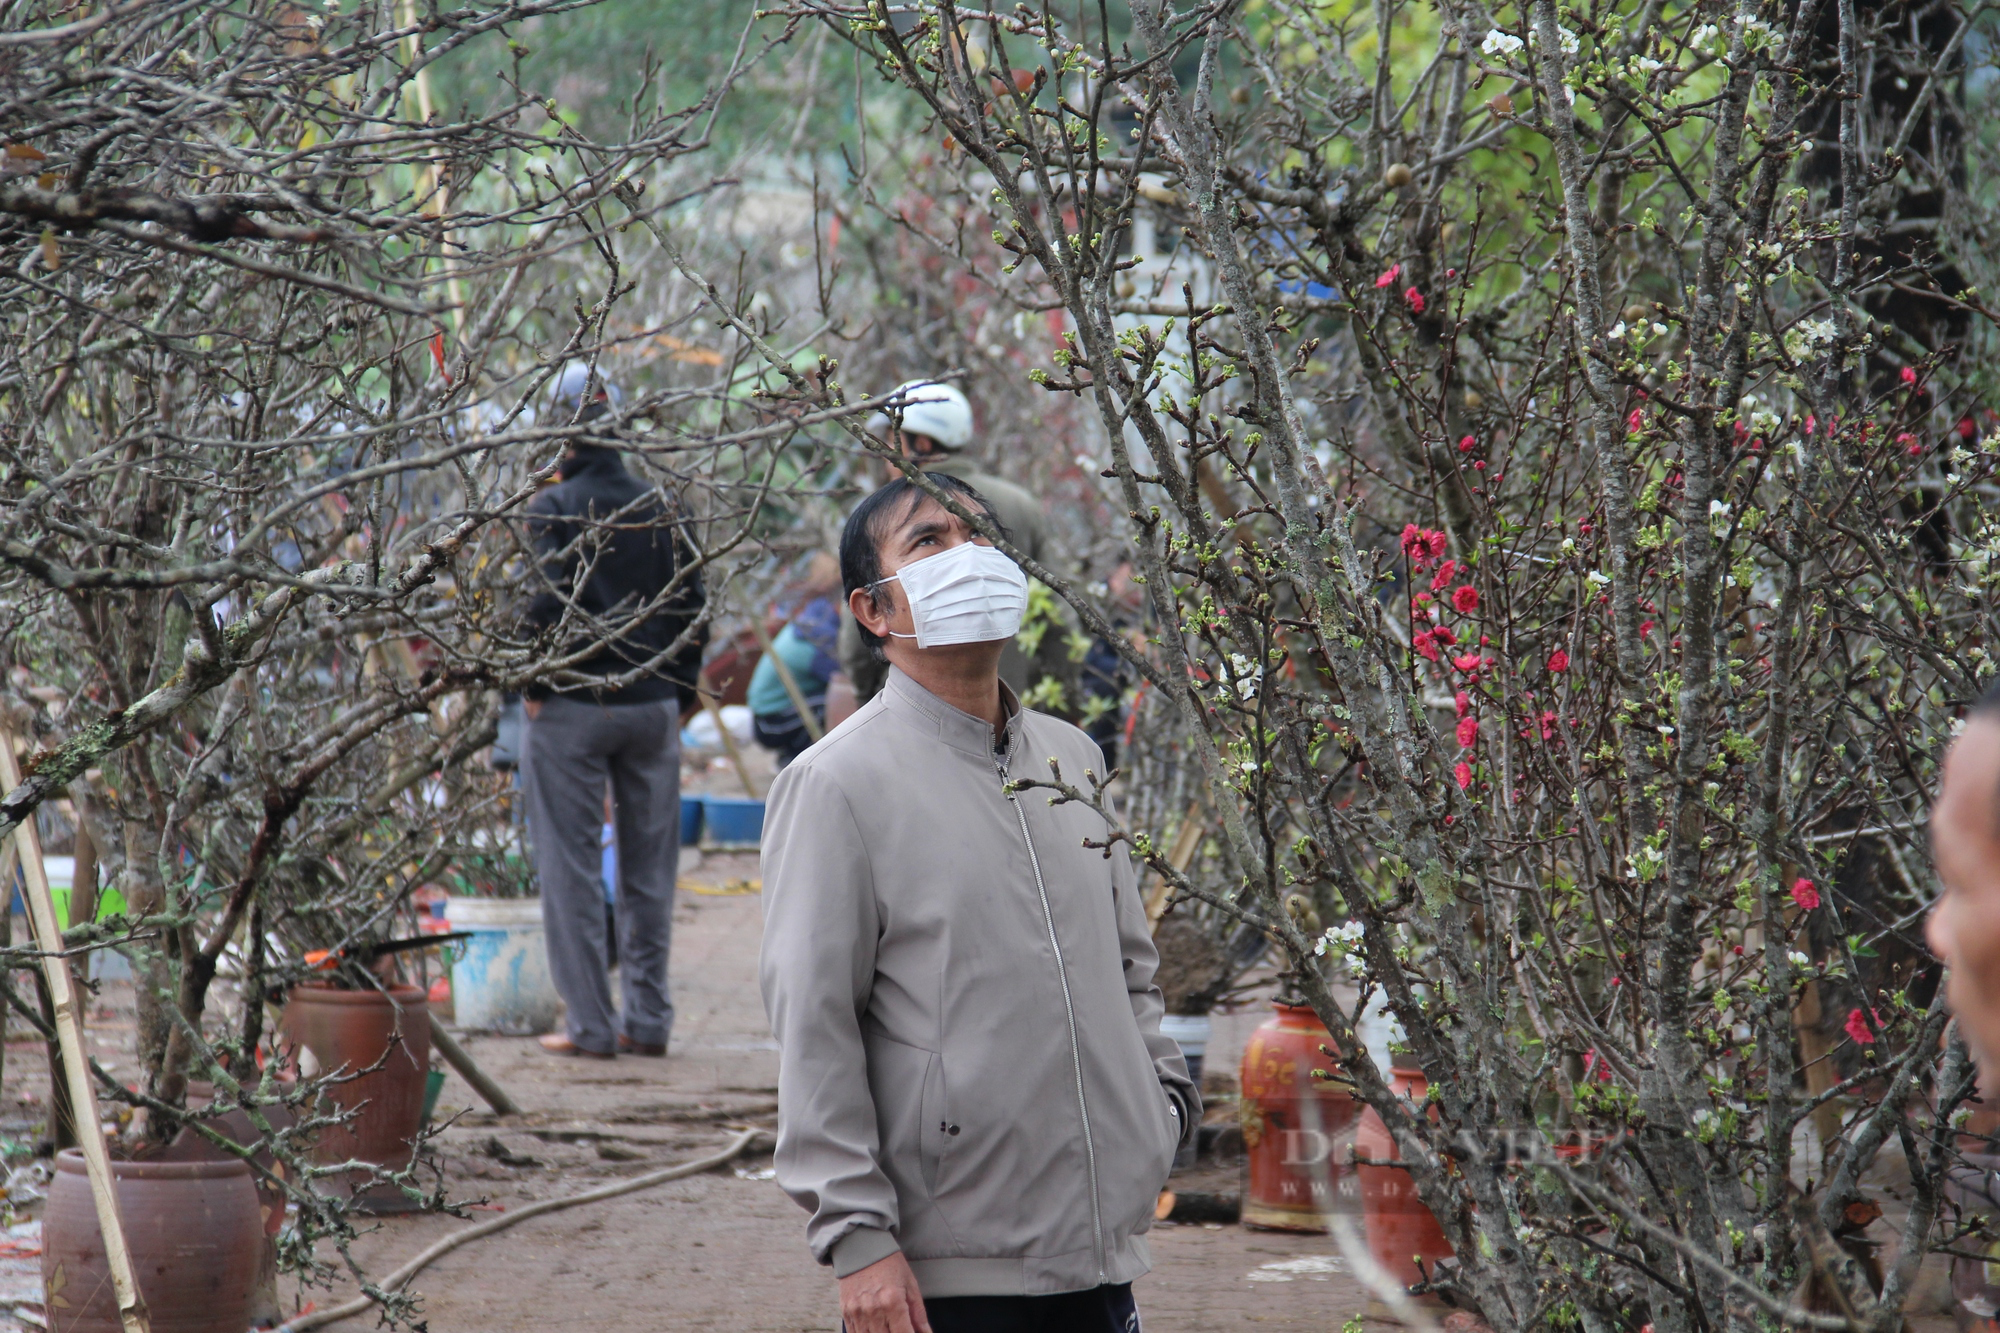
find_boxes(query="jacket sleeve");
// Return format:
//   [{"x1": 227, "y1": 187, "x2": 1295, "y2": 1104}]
[
  {"x1": 520, "y1": 491, "x2": 570, "y2": 632},
  {"x1": 758, "y1": 759, "x2": 902, "y2": 1273},
  {"x1": 1105, "y1": 786, "x2": 1202, "y2": 1149}
]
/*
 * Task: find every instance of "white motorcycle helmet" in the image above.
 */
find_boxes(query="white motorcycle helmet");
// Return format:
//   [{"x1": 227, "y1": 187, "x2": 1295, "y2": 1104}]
[
  {"x1": 867, "y1": 379, "x2": 974, "y2": 451},
  {"x1": 551, "y1": 362, "x2": 622, "y2": 419}
]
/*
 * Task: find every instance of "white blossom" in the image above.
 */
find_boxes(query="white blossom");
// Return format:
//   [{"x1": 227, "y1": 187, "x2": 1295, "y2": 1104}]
[{"x1": 1482, "y1": 29, "x2": 1525, "y2": 56}]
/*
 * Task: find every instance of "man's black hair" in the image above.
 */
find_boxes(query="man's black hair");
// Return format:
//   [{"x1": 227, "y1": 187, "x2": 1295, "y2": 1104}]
[{"x1": 839, "y1": 473, "x2": 1007, "y2": 662}]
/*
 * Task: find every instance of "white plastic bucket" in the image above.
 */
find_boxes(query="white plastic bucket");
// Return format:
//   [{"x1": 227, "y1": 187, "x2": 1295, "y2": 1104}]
[
  {"x1": 445, "y1": 898, "x2": 559, "y2": 1036},
  {"x1": 1159, "y1": 1013, "x2": 1212, "y2": 1062}
]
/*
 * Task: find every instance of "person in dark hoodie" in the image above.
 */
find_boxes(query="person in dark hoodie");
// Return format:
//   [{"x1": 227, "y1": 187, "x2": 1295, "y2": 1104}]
[{"x1": 520, "y1": 365, "x2": 707, "y2": 1059}]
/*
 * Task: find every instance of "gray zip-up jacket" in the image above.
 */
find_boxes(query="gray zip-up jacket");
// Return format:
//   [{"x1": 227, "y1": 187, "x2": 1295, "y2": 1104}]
[{"x1": 759, "y1": 667, "x2": 1198, "y2": 1298}]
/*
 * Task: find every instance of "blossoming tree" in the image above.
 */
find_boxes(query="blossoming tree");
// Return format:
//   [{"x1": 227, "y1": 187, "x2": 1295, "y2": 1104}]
[{"x1": 784, "y1": 0, "x2": 1997, "y2": 1328}]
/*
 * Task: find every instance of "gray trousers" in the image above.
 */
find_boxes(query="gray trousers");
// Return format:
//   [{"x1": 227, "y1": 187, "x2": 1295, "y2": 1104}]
[{"x1": 520, "y1": 695, "x2": 680, "y2": 1053}]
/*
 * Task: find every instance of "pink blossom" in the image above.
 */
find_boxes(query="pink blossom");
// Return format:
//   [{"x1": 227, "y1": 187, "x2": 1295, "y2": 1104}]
[
  {"x1": 1454, "y1": 761, "x2": 1473, "y2": 790},
  {"x1": 1900, "y1": 365, "x2": 1918, "y2": 385},
  {"x1": 1639, "y1": 619, "x2": 1654, "y2": 638},
  {"x1": 1401, "y1": 525, "x2": 1448, "y2": 569},
  {"x1": 1434, "y1": 624, "x2": 1457, "y2": 646},
  {"x1": 1454, "y1": 690, "x2": 1471, "y2": 718},
  {"x1": 1539, "y1": 710, "x2": 1558, "y2": 740},
  {"x1": 1430, "y1": 560, "x2": 1458, "y2": 591},
  {"x1": 1412, "y1": 629, "x2": 1442, "y2": 662},
  {"x1": 1899, "y1": 432, "x2": 1921, "y2": 455},
  {"x1": 1458, "y1": 434, "x2": 1476, "y2": 453},
  {"x1": 1456, "y1": 716, "x2": 1479, "y2": 748},
  {"x1": 1405, "y1": 287, "x2": 1425, "y2": 314},
  {"x1": 1626, "y1": 408, "x2": 1644, "y2": 433},
  {"x1": 1790, "y1": 877, "x2": 1820, "y2": 911},
  {"x1": 1452, "y1": 585, "x2": 1480, "y2": 614},
  {"x1": 1844, "y1": 1008, "x2": 1879, "y2": 1045},
  {"x1": 1547, "y1": 649, "x2": 1570, "y2": 674},
  {"x1": 1453, "y1": 652, "x2": 1483, "y2": 673},
  {"x1": 1376, "y1": 263, "x2": 1401, "y2": 289}
]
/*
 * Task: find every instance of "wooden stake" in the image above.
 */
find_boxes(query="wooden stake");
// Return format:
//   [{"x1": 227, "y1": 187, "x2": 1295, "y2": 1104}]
[
  {"x1": 700, "y1": 691, "x2": 760, "y2": 800},
  {"x1": 0, "y1": 728, "x2": 150, "y2": 1333},
  {"x1": 1145, "y1": 801, "x2": 1209, "y2": 926},
  {"x1": 426, "y1": 1013, "x2": 519, "y2": 1116},
  {"x1": 747, "y1": 619, "x2": 824, "y2": 743}
]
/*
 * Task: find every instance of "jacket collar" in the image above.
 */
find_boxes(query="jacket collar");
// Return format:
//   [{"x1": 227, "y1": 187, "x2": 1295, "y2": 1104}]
[{"x1": 882, "y1": 666, "x2": 1023, "y2": 761}]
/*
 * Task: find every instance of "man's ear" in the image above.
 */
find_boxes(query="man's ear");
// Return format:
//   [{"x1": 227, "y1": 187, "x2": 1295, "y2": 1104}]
[{"x1": 849, "y1": 584, "x2": 889, "y2": 638}]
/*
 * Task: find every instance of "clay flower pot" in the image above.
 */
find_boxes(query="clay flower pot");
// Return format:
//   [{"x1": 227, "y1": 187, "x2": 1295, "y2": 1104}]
[
  {"x1": 280, "y1": 982, "x2": 431, "y2": 1214},
  {"x1": 1239, "y1": 1002, "x2": 1361, "y2": 1232},
  {"x1": 1355, "y1": 1067, "x2": 1455, "y2": 1289},
  {"x1": 42, "y1": 1149, "x2": 263, "y2": 1333}
]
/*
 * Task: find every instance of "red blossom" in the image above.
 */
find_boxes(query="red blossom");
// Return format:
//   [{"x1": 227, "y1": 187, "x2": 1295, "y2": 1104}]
[
  {"x1": 1900, "y1": 432, "x2": 1921, "y2": 456},
  {"x1": 1426, "y1": 530, "x2": 1449, "y2": 560},
  {"x1": 1960, "y1": 417, "x2": 1978, "y2": 441},
  {"x1": 1405, "y1": 286, "x2": 1425, "y2": 314},
  {"x1": 1430, "y1": 560, "x2": 1458, "y2": 591},
  {"x1": 1458, "y1": 434, "x2": 1476, "y2": 453},
  {"x1": 1639, "y1": 619, "x2": 1654, "y2": 638},
  {"x1": 1454, "y1": 652, "x2": 1483, "y2": 674},
  {"x1": 1412, "y1": 629, "x2": 1442, "y2": 661},
  {"x1": 1454, "y1": 761, "x2": 1473, "y2": 790},
  {"x1": 1844, "y1": 1008, "x2": 1880, "y2": 1045},
  {"x1": 1790, "y1": 877, "x2": 1820, "y2": 911},
  {"x1": 1456, "y1": 716, "x2": 1479, "y2": 748},
  {"x1": 1435, "y1": 625, "x2": 1457, "y2": 646},
  {"x1": 1454, "y1": 690, "x2": 1471, "y2": 718},
  {"x1": 1539, "y1": 709, "x2": 1558, "y2": 740},
  {"x1": 1547, "y1": 649, "x2": 1570, "y2": 673},
  {"x1": 1376, "y1": 263, "x2": 1401, "y2": 289},
  {"x1": 1452, "y1": 585, "x2": 1481, "y2": 614},
  {"x1": 1626, "y1": 408, "x2": 1644, "y2": 432},
  {"x1": 1900, "y1": 365, "x2": 1918, "y2": 385}
]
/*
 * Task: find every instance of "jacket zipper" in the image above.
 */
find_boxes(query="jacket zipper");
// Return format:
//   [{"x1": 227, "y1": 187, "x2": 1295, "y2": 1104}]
[{"x1": 997, "y1": 752, "x2": 1106, "y2": 1283}]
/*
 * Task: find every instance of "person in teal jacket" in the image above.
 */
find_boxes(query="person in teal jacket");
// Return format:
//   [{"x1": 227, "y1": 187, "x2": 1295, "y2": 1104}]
[{"x1": 749, "y1": 596, "x2": 842, "y2": 766}]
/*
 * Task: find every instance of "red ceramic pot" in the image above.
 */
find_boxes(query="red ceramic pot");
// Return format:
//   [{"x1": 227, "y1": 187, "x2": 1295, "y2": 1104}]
[
  {"x1": 1355, "y1": 1067, "x2": 1454, "y2": 1289},
  {"x1": 280, "y1": 983, "x2": 430, "y2": 1214},
  {"x1": 1239, "y1": 1003, "x2": 1361, "y2": 1232},
  {"x1": 42, "y1": 1149, "x2": 263, "y2": 1333}
]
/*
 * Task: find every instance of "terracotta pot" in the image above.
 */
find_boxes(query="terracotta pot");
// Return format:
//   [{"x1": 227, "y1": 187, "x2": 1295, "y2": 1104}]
[
  {"x1": 280, "y1": 983, "x2": 430, "y2": 1214},
  {"x1": 1239, "y1": 1003, "x2": 1361, "y2": 1232},
  {"x1": 1355, "y1": 1067, "x2": 1454, "y2": 1290},
  {"x1": 42, "y1": 1148, "x2": 263, "y2": 1333}
]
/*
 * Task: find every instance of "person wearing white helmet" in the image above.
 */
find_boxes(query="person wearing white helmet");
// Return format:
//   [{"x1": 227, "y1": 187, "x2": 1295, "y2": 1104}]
[{"x1": 839, "y1": 380, "x2": 1051, "y2": 704}]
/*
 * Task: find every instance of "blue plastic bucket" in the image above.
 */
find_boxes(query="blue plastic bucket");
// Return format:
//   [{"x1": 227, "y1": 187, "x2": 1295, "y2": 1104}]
[
  {"x1": 443, "y1": 898, "x2": 559, "y2": 1035},
  {"x1": 680, "y1": 796, "x2": 704, "y2": 846},
  {"x1": 702, "y1": 797, "x2": 765, "y2": 848}
]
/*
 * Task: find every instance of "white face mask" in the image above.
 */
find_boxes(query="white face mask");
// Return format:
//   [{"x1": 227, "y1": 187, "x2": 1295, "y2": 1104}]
[{"x1": 872, "y1": 540, "x2": 1029, "y2": 649}]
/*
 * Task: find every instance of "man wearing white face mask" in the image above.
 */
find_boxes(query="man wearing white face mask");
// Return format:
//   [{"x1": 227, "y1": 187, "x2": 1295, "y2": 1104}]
[
  {"x1": 760, "y1": 473, "x2": 1196, "y2": 1333},
  {"x1": 836, "y1": 380, "x2": 1052, "y2": 706}
]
